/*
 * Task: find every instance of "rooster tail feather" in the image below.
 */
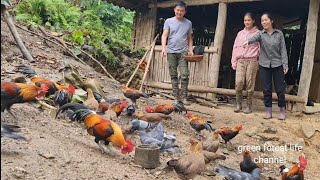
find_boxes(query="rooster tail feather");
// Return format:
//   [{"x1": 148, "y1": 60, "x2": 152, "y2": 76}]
[
  {"x1": 56, "y1": 103, "x2": 89, "y2": 119},
  {"x1": 215, "y1": 165, "x2": 233, "y2": 175},
  {"x1": 173, "y1": 102, "x2": 187, "y2": 113},
  {"x1": 1, "y1": 124, "x2": 26, "y2": 141},
  {"x1": 15, "y1": 65, "x2": 37, "y2": 77},
  {"x1": 204, "y1": 123, "x2": 215, "y2": 132},
  {"x1": 142, "y1": 93, "x2": 149, "y2": 98},
  {"x1": 2, "y1": 133, "x2": 26, "y2": 140},
  {"x1": 93, "y1": 92, "x2": 103, "y2": 102}
]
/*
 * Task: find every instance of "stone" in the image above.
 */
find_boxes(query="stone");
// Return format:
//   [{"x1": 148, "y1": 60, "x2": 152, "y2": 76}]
[
  {"x1": 245, "y1": 127, "x2": 259, "y2": 137},
  {"x1": 300, "y1": 124, "x2": 316, "y2": 138},
  {"x1": 256, "y1": 133, "x2": 280, "y2": 141},
  {"x1": 38, "y1": 152, "x2": 55, "y2": 159},
  {"x1": 263, "y1": 127, "x2": 277, "y2": 134}
]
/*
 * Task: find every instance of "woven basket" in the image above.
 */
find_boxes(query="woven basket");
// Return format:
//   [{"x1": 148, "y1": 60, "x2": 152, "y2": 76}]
[{"x1": 185, "y1": 55, "x2": 204, "y2": 62}]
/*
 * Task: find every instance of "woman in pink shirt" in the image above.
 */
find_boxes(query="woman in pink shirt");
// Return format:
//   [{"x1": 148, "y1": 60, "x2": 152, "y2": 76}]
[{"x1": 231, "y1": 12, "x2": 260, "y2": 114}]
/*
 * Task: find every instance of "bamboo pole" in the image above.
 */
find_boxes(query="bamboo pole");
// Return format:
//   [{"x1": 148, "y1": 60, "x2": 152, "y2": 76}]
[
  {"x1": 144, "y1": 81, "x2": 306, "y2": 103},
  {"x1": 126, "y1": 43, "x2": 152, "y2": 87},
  {"x1": 139, "y1": 34, "x2": 159, "y2": 91}
]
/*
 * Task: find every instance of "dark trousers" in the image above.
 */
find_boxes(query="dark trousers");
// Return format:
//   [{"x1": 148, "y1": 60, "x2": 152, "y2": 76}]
[{"x1": 259, "y1": 65, "x2": 286, "y2": 108}]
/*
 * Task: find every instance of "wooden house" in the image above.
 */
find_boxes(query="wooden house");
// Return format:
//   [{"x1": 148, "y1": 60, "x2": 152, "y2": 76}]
[{"x1": 107, "y1": 0, "x2": 320, "y2": 110}]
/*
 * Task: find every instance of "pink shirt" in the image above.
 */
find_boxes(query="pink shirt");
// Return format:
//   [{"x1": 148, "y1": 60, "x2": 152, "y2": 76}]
[{"x1": 231, "y1": 26, "x2": 260, "y2": 68}]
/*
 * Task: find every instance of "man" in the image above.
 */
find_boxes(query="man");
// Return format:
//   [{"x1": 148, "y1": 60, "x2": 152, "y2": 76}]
[{"x1": 161, "y1": 1, "x2": 193, "y2": 105}]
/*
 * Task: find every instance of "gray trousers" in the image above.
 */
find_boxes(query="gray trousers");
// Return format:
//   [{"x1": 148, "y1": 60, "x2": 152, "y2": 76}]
[{"x1": 167, "y1": 53, "x2": 189, "y2": 99}]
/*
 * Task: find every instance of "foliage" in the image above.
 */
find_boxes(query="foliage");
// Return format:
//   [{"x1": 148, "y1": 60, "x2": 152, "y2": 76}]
[{"x1": 15, "y1": 0, "x2": 137, "y2": 67}]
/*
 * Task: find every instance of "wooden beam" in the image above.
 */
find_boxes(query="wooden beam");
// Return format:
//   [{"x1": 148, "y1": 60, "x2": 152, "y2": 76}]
[
  {"x1": 297, "y1": 0, "x2": 319, "y2": 108},
  {"x1": 145, "y1": 81, "x2": 307, "y2": 103},
  {"x1": 208, "y1": 3, "x2": 227, "y2": 99},
  {"x1": 148, "y1": 0, "x2": 262, "y2": 8},
  {"x1": 154, "y1": 45, "x2": 218, "y2": 53}
]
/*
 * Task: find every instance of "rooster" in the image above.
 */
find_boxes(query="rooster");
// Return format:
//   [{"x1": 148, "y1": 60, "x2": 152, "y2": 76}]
[
  {"x1": 16, "y1": 64, "x2": 75, "y2": 97},
  {"x1": 56, "y1": 103, "x2": 134, "y2": 155},
  {"x1": 1, "y1": 124, "x2": 26, "y2": 140},
  {"x1": 185, "y1": 112, "x2": 215, "y2": 133},
  {"x1": 215, "y1": 165, "x2": 261, "y2": 180},
  {"x1": 53, "y1": 89, "x2": 73, "y2": 107},
  {"x1": 240, "y1": 147, "x2": 259, "y2": 173},
  {"x1": 145, "y1": 102, "x2": 186, "y2": 115},
  {"x1": 133, "y1": 112, "x2": 172, "y2": 123},
  {"x1": 217, "y1": 124, "x2": 243, "y2": 144},
  {"x1": 108, "y1": 100, "x2": 128, "y2": 117},
  {"x1": 1, "y1": 81, "x2": 48, "y2": 118},
  {"x1": 98, "y1": 100, "x2": 110, "y2": 113},
  {"x1": 126, "y1": 104, "x2": 135, "y2": 116},
  {"x1": 122, "y1": 85, "x2": 149, "y2": 105},
  {"x1": 167, "y1": 138, "x2": 205, "y2": 180},
  {"x1": 280, "y1": 155, "x2": 307, "y2": 180}
]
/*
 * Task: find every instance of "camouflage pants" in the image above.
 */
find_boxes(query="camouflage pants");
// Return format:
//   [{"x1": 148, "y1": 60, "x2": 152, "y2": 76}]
[
  {"x1": 235, "y1": 59, "x2": 259, "y2": 93},
  {"x1": 167, "y1": 53, "x2": 189, "y2": 100}
]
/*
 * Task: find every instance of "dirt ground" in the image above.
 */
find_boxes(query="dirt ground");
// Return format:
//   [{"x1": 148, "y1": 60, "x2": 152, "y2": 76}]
[{"x1": 1, "y1": 21, "x2": 320, "y2": 180}]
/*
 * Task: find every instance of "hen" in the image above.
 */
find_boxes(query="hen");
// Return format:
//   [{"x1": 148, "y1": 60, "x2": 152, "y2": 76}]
[
  {"x1": 203, "y1": 131, "x2": 220, "y2": 153},
  {"x1": 83, "y1": 88, "x2": 99, "y2": 111}
]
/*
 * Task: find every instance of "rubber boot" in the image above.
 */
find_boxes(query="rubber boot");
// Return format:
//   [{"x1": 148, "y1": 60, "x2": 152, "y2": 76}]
[
  {"x1": 278, "y1": 107, "x2": 286, "y2": 120},
  {"x1": 263, "y1": 107, "x2": 272, "y2": 119},
  {"x1": 243, "y1": 92, "x2": 253, "y2": 114},
  {"x1": 181, "y1": 82, "x2": 191, "y2": 106},
  {"x1": 234, "y1": 90, "x2": 242, "y2": 113}
]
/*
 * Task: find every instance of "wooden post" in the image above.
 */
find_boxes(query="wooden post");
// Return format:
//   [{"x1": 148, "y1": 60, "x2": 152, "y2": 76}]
[
  {"x1": 297, "y1": 0, "x2": 319, "y2": 110},
  {"x1": 208, "y1": 3, "x2": 227, "y2": 99}
]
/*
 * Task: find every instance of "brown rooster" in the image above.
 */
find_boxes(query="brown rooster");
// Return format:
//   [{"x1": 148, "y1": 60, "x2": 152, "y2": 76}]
[
  {"x1": 122, "y1": 85, "x2": 149, "y2": 105},
  {"x1": 280, "y1": 155, "x2": 307, "y2": 180},
  {"x1": 145, "y1": 102, "x2": 186, "y2": 115},
  {"x1": 217, "y1": 124, "x2": 243, "y2": 144},
  {"x1": 133, "y1": 112, "x2": 172, "y2": 123},
  {"x1": 1, "y1": 81, "x2": 48, "y2": 118},
  {"x1": 56, "y1": 103, "x2": 134, "y2": 155},
  {"x1": 167, "y1": 138, "x2": 205, "y2": 180},
  {"x1": 83, "y1": 88, "x2": 99, "y2": 111},
  {"x1": 186, "y1": 112, "x2": 215, "y2": 133}
]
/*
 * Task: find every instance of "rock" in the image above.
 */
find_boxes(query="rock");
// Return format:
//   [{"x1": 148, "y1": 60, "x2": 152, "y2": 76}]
[
  {"x1": 13, "y1": 167, "x2": 28, "y2": 179},
  {"x1": 263, "y1": 127, "x2": 277, "y2": 134},
  {"x1": 38, "y1": 152, "x2": 55, "y2": 159},
  {"x1": 256, "y1": 133, "x2": 279, "y2": 141},
  {"x1": 300, "y1": 124, "x2": 316, "y2": 138},
  {"x1": 245, "y1": 127, "x2": 259, "y2": 137}
]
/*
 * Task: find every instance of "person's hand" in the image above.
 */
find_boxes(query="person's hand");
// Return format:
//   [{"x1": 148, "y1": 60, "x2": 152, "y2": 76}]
[
  {"x1": 232, "y1": 64, "x2": 237, "y2": 70},
  {"x1": 243, "y1": 40, "x2": 249, "y2": 48},
  {"x1": 188, "y1": 50, "x2": 194, "y2": 56},
  {"x1": 284, "y1": 68, "x2": 288, "y2": 74},
  {"x1": 161, "y1": 49, "x2": 167, "y2": 59}
]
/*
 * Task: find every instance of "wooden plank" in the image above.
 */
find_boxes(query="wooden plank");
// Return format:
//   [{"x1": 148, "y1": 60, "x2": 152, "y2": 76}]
[
  {"x1": 148, "y1": 0, "x2": 262, "y2": 8},
  {"x1": 209, "y1": 3, "x2": 227, "y2": 98},
  {"x1": 154, "y1": 45, "x2": 218, "y2": 53},
  {"x1": 297, "y1": 0, "x2": 319, "y2": 109},
  {"x1": 145, "y1": 81, "x2": 307, "y2": 103}
]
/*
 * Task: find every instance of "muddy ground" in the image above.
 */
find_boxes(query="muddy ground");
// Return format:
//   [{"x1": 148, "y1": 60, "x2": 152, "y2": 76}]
[{"x1": 1, "y1": 20, "x2": 320, "y2": 180}]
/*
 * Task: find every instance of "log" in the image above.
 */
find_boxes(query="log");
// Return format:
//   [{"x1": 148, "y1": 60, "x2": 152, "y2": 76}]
[
  {"x1": 208, "y1": 3, "x2": 227, "y2": 99},
  {"x1": 139, "y1": 34, "x2": 159, "y2": 91},
  {"x1": 2, "y1": 9, "x2": 35, "y2": 62},
  {"x1": 297, "y1": 0, "x2": 319, "y2": 109},
  {"x1": 149, "y1": 0, "x2": 262, "y2": 8},
  {"x1": 154, "y1": 45, "x2": 218, "y2": 53},
  {"x1": 144, "y1": 81, "x2": 307, "y2": 103}
]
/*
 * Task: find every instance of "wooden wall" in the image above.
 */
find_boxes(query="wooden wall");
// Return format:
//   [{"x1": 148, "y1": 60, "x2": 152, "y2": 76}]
[{"x1": 146, "y1": 45, "x2": 217, "y2": 99}]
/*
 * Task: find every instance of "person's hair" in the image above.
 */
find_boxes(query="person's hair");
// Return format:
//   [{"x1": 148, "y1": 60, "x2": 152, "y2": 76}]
[
  {"x1": 175, "y1": 1, "x2": 187, "y2": 10},
  {"x1": 262, "y1": 12, "x2": 276, "y2": 28},
  {"x1": 244, "y1": 12, "x2": 256, "y2": 26}
]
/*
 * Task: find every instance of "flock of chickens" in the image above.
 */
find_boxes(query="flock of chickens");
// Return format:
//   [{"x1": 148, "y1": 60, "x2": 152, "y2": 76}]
[{"x1": 1, "y1": 64, "x2": 308, "y2": 180}]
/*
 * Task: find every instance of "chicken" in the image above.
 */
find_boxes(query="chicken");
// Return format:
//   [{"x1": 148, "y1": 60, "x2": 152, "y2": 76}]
[
  {"x1": 108, "y1": 100, "x2": 128, "y2": 117},
  {"x1": 83, "y1": 88, "x2": 99, "y2": 111},
  {"x1": 133, "y1": 112, "x2": 172, "y2": 123},
  {"x1": 16, "y1": 65, "x2": 75, "y2": 96},
  {"x1": 185, "y1": 112, "x2": 215, "y2": 133},
  {"x1": 145, "y1": 102, "x2": 186, "y2": 115},
  {"x1": 98, "y1": 100, "x2": 109, "y2": 113},
  {"x1": 240, "y1": 148, "x2": 259, "y2": 173},
  {"x1": 167, "y1": 138, "x2": 205, "y2": 180},
  {"x1": 53, "y1": 89, "x2": 73, "y2": 107},
  {"x1": 122, "y1": 85, "x2": 149, "y2": 105},
  {"x1": 1, "y1": 81, "x2": 48, "y2": 118},
  {"x1": 126, "y1": 104, "x2": 135, "y2": 116},
  {"x1": 215, "y1": 165, "x2": 261, "y2": 180},
  {"x1": 203, "y1": 131, "x2": 220, "y2": 153},
  {"x1": 56, "y1": 103, "x2": 134, "y2": 155},
  {"x1": 1, "y1": 124, "x2": 26, "y2": 140},
  {"x1": 93, "y1": 92, "x2": 121, "y2": 104},
  {"x1": 217, "y1": 124, "x2": 243, "y2": 144},
  {"x1": 123, "y1": 119, "x2": 156, "y2": 134},
  {"x1": 280, "y1": 155, "x2": 307, "y2": 180},
  {"x1": 203, "y1": 151, "x2": 226, "y2": 164}
]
